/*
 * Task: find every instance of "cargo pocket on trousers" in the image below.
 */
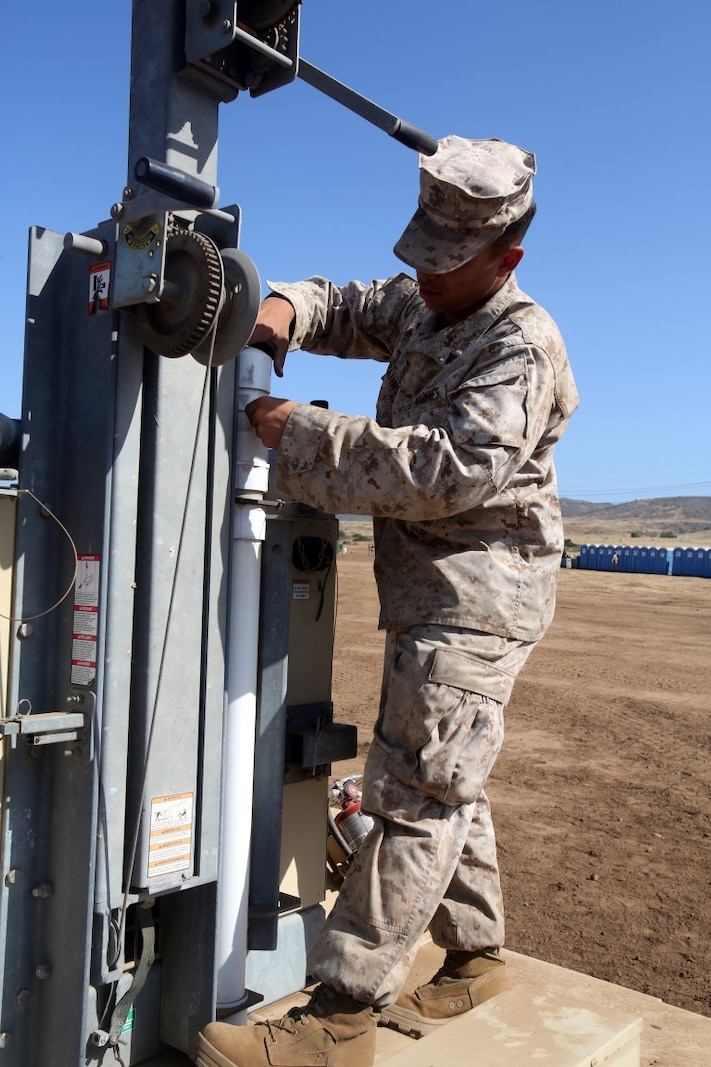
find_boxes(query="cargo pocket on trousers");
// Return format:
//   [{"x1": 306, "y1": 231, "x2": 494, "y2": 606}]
[{"x1": 377, "y1": 644, "x2": 514, "y2": 807}]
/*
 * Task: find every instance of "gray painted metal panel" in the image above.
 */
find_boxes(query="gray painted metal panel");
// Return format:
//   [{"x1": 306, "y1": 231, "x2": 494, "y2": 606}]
[
  {"x1": 1, "y1": 222, "x2": 125, "y2": 1062},
  {"x1": 0, "y1": 222, "x2": 233, "y2": 1062}
]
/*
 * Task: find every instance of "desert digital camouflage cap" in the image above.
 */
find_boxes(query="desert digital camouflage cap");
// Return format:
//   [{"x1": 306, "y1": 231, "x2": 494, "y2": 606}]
[{"x1": 393, "y1": 136, "x2": 536, "y2": 274}]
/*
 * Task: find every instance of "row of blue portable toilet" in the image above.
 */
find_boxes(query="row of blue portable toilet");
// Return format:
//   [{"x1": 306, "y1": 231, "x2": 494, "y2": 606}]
[{"x1": 578, "y1": 544, "x2": 711, "y2": 577}]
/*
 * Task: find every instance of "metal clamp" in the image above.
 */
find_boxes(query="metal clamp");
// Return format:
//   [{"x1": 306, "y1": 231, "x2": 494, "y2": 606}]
[{"x1": 0, "y1": 692, "x2": 94, "y2": 749}]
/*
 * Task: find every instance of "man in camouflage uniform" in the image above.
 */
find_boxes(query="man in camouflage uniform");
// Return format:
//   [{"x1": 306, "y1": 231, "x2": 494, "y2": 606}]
[{"x1": 193, "y1": 136, "x2": 578, "y2": 1067}]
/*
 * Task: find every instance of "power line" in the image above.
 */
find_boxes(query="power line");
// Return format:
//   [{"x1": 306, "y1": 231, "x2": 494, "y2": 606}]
[{"x1": 560, "y1": 481, "x2": 711, "y2": 501}]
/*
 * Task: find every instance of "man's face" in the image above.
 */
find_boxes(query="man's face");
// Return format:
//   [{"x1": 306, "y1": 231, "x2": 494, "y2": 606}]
[{"x1": 416, "y1": 243, "x2": 523, "y2": 326}]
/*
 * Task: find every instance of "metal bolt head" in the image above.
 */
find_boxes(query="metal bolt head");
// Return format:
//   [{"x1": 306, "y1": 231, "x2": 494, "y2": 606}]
[
  {"x1": 16, "y1": 622, "x2": 33, "y2": 640},
  {"x1": 0, "y1": 1033, "x2": 11, "y2": 1048},
  {"x1": 4, "y1": 869, "x2": 19, "y2": 887},
  {"x1": 35, "y1": 963, "x2": 52, "y2": 981},
  {"x1": 221, "y1": 18, "x2": 232, "y2": 33},
  {"x1": 111, "y1": 202, "x2": 125, "y2": 220},
  {"x1": 15, "y1": 989, "x2": 30, "y2": 1007},
  {"x1": 31, "y1": 882, "x2": 54, "y2": 899}
]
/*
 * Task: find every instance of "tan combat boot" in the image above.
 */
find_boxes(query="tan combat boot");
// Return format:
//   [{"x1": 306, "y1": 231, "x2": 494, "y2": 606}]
[
  {"x1": 381, "y1": 948, "x2": 509, "y2": 1038},
  {"x1": 192, "y1": 984, "x2": 379, "y2": 1067}
]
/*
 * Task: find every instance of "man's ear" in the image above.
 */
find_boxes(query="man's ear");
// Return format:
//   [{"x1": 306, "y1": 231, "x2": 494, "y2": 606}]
[{"x1": 497, "y1": 246, "x2": 524, "y2": 275}]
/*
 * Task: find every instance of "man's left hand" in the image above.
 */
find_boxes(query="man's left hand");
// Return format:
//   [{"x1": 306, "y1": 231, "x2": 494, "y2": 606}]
[{"x1": 245, "y1": 396, "x2": 297, "y2": 449}]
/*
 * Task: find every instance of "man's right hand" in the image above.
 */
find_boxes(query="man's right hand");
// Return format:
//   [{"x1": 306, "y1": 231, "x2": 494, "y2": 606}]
[{"x1": 249, "y1": 296, "x2": 295, "y2": 378}]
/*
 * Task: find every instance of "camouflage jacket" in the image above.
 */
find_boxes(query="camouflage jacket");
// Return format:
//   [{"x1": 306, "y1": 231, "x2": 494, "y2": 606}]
[{"x1": 269, "y1": 272, "x2": 578, "y2": 640}]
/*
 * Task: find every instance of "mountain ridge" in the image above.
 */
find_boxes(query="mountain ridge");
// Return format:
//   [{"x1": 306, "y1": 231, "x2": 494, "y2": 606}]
[{"x1": 560, "y1": 495, "x2": 711, "y2": 532}]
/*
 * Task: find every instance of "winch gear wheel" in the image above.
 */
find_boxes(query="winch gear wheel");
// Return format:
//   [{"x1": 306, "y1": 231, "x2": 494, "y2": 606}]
[
  {"x1": 192, "y1": 247, "x2": 261, "y2": 367},
  {"x1": 135, "y1": 228, "x2": 225, "y2": 358}
]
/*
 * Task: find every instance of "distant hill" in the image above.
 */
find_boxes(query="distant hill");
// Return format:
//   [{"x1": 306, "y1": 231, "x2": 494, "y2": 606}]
[
  {"x1": 561, "y1": 496, "x2": 711, "y2": 533},
  {"x1": 341, "y1": 497, "x2": 711, "y2": 548}
]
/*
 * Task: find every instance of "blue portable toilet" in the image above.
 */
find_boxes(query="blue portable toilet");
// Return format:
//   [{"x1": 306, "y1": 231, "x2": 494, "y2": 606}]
[
  {"x1": 612, "y1": 545, "x2": 623, "y2": 571},
  {"x1": 621, "y1": 545, "x2": 633, "y2": 572},
  {"x1": 693, "y1": 547, "x2": 707, "y2": 577},
  {"x1": 587, "y1": 545, "x2": 598, "y2": 570},
  {"x1": 630, "y1": 545, "x2": 641, "y2": 573},
  {"x1": 648, "y1": 546, "x2": 658, "y2": 573},
  {"x1": 639, "y1": 545, "x2": 650, "y2": 573},
  {"x1": 653, "y1": 550, "x2": 670, "y2": 576},
  {"x1": 579, "y1": 544, "x2": 589, "y2": 569},
  {"x1": 664, "y1": 549, "x2": 673, "y2": 575},
  {"x1": 682, "y1": 547, "x2": 696, "y2": 576},
  {"x1": 672, "y1": 546, "x2": 684, "y2": 575}
]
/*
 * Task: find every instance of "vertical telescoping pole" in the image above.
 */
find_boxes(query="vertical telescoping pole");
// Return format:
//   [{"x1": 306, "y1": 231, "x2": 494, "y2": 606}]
[{"x1": 216, "y1": 346, "x2": 273, "y2": 1018}]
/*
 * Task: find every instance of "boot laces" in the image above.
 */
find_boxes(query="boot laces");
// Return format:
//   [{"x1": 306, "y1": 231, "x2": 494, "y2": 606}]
[{"x1": 265, "y1": 992, "x2": 321, "y2": 1042}]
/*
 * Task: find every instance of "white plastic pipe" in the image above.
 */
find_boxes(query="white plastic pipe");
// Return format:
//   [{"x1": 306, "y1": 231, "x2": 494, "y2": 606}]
[{"x1": 216, "y1": 346, "x2": 272, "y2": 1018}]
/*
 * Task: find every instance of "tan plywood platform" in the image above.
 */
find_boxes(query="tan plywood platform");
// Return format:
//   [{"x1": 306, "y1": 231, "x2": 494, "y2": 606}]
[
  {"x1": 381, "y1": 986, "x2": 642, "y2": 1066},
  {"x1": 145, "y1": 941, "x2": 711, "y2": 1067}
]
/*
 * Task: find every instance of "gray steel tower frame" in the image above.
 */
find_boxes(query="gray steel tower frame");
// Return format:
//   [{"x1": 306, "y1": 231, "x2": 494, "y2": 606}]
[{"x1": 0, "y1": 3, "x2": 249, "y2": 1062}]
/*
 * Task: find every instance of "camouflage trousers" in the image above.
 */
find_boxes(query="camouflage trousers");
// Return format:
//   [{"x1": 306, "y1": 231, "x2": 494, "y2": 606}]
[{"x1": 308, "y1": 625, "x2": 535, "y2": 1008}]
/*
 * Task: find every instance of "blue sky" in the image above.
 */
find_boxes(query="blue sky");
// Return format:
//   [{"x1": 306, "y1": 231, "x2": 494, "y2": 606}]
[{"x1": 3, "y1": 1, "x2": 710, "y2": 502}]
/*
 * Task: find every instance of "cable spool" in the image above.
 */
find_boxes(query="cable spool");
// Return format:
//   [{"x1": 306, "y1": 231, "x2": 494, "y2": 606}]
[
  {"x1": 192, "y1": 248, "x2": 261, "y2": 367},
  {"x1": 135, "y1": 229, "x2": 225, "y2": 358},
  {"x1": 135, "y1": 229, "x2": 261, "y2": 366}
]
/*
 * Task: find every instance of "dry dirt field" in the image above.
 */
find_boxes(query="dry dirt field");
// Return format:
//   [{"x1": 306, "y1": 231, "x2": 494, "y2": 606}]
[{"x1": 329, "y1": 540, "x2": 711, "y2": 1020}]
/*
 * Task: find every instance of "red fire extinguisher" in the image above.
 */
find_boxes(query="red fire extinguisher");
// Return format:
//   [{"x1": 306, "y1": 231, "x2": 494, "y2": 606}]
[{"x1": 334, "y1": 784, "x2": 373, "y2": 853}]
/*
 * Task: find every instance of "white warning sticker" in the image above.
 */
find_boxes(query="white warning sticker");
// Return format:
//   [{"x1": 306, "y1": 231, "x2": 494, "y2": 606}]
[
  {"x1": 148, "y1": 793, "x2": 193, "y2": 878},
  {"x1": 71, "y1": 555, "x2": 100, "y2": 685},
  {"x1": 292, "y1": 579, "x2": 311, "y2": 601}
]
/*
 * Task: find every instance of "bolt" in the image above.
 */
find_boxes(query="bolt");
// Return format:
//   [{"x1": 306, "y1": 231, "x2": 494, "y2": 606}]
[
  {"x1": 122, "y1": 187, "x2": 135, "y2": 201},
  {"x1": 143, "y1": 275, "x2": 158, "y2": 294},
  {"x1": 221, "y1": 18, "x2": 232, "y2": 33},
  {"x1": 31, "y1": 882, "x2": 54, "y2": 900},
  {"x1": 15, "y1": 990, "x2": 30, "y2": 1007},
  {"x1": 0, "y1": 1033, "x2": 11, "y2": 1048},
  {"x1": 199, "y1": 0, "x2": 213, "y2": 15},
  {"x1": 4, "y1": 869, "x2": 19, "y2": 886},
  {"x1": 111, "y1": 202, "x2": 125, "y2": 220},
  {"x1": 35, "y1": 963, "x2": 52, "y2": 981},
  {"x1": 16, "y1": 622, "x2": 33, "y2": 640}
]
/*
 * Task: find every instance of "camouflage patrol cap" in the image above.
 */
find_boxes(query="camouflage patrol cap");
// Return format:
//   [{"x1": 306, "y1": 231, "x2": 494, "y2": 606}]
[{"x1": 393, "y1": 136, "x2": 536, "y2": 275}]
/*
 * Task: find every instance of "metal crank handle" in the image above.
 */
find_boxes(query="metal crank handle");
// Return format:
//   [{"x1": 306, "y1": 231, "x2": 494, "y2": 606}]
[
  {"x1": 297, "y1": 59, "x2": 438, "y2": 156},
  {"x1": 134, "y1": 157, "x2": 219, "y2": 210}
]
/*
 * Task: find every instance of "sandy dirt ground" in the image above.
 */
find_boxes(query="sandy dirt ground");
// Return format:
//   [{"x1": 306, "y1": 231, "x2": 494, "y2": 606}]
[{"x1": 329, "y1": 548, "x2": 711, "y2": 1020}]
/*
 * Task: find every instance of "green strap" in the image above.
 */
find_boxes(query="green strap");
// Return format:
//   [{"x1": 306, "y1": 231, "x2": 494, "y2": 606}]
[{"x1": 108, "y1": 904, "x2": 156, "y2": 1061}]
